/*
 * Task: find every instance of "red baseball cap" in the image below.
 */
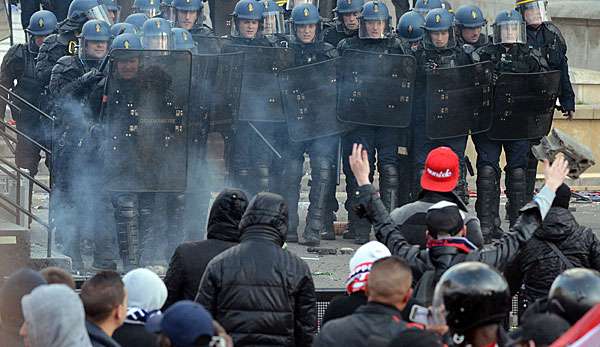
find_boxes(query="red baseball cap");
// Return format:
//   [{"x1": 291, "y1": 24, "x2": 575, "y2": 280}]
[{"x1": 420, "y1": 147, "x2": 459, "y2": 193}]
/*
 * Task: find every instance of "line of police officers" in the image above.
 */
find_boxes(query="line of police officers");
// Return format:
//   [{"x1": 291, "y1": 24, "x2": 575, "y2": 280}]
[{"x1": 0, "y1": 0, "x2": 574, "y2": 270}]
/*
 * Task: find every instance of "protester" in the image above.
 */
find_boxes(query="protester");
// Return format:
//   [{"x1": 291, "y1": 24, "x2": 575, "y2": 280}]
[
  {"x1": 40, "y1": 266, "x2": 76, "y2": 289},
  {"x1": 0, "y1": 268, "x2": 47, "y2": 347},
  {"x1": 163, "y1": 188, "x2": 248, "y2": 308},
  {"x1": 20, "y1": 284, "x2": 92, "y2": 347},
  {"x1": 432, "y1": 262, "x2": 512, "y2": 347},
  {"x1": 113, "y1": 268, "x2": 167, "y2": 347},
  {"x1": 505, "y1": 183, "x2": 600, "y2": 302},
  {"x1": 80, "y1": 271, "x2": 128, "y2": 347},
  {"x1": 390, "y1": 147, "x2": 483, "y2": 248},
  {"x1": 522, "y1": 268, "x2": 600, "y2": 325},
  {"x1": 146, "y1": 300, "x2": 231, "y2": 347},
  {"x1": 196, "y1": 192, "x2": 317, "y2": 346},
  {"x1": 314, "y1": 256, "x2": 414, "y2": 347},
  {"x1": 348, "y1": 144, "x2": 569, "y2": 304},
  {"x1": 508, "y1": 313, "x2": 570, "y2": 347}
]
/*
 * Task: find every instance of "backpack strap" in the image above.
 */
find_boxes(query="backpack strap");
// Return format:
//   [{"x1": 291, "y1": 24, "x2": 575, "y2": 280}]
[{"x1": 545, "y1": 241, "x2": 575, "y2": 269}]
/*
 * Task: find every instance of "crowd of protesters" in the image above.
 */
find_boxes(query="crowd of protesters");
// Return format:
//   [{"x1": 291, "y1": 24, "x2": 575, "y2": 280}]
[{"x1": 1, "y1": 146, "x2": 600, "y2": 347}]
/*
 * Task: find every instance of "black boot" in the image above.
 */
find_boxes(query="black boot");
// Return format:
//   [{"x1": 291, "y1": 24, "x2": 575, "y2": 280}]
[
  {"x1": 303, "y1": 160, "x2": 336, "y2": 246},
  {"x1": 113, "y1": 193, "x2": 140, "y2": 271},
  {"x1": 475, "y1": 166, "x2": 502, "y2": 243},
  {"x1": 379, "y1": 164, "x2": 400, "y2": 212},
  {"x1": 165, "y1": 193, "x2": 186, "y2": 261},
  {"x1": 506, "y1": 168, "x2": 527, "y2": 227},
  {"x1": 255, "y1": 165, "x2": 271, "y2": 195},
  {"x1": 283, "y1": 159, "x2": 304, "y2": 243},
  {"x1": 525, "y1": 150, "x2": 538, "y2": 201},
  {"x1": 455, "y1": 159, "x2": 470, "y2": 205}
]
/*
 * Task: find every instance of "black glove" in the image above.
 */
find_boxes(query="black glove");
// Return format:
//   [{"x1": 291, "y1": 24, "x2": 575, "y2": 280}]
[
  {"x1": 424, "y1": 60, "x2": 438, "y2": 72},
  {"x1": 78, "y1": 68, "x2": 104, "y2": 88}
]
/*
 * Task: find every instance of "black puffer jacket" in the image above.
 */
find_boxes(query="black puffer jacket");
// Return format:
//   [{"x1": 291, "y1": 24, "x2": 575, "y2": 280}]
[
  {"x1": 195, "y1": 193, "x2": 317, "y2": 347},
  {"x1": 163, "y1": 189, "x2": 248, "y2": 309},
  {"x1": 505, "y1": 207, "x2": 600, "y2": 301}
]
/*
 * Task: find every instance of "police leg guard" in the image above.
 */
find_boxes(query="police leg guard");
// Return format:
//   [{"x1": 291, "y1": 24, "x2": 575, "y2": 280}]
[
  {"x1": 303, "y1": 160, "x2": 336, "y2": 246},
  {"x1": 455, "y1": 159, "x2": 470, "y2": 206},
  {"x1": 165, "y1": 193, "x2": 186, "y2": 261},
  {"x1": 138, "y1": 193, "x2": 155, "y2": 267},
  {"x1": 255, "y1": 165, "x2": 271, "y2": 194},
  {"x1": 397, "y1": 149, "x2": 413, "y2": 206},
  {"x1": 379, "y1": 164, "x2": 400, "y2": 212},
  {"x1": 506, "y1": 168, "x2": 527, "y2": 227},
  {"x1": 283, "y1": 159, "x2": 304, "y2": 243},
  {"x1": 475, "y1": 166, "x2": 502, "y2": 243},
  {"x1": 113, "y1": 194, "x2": 139, "y2": 270},
  {"x1": 526, "y1": 150, "x2": 538, "y2": 201}
]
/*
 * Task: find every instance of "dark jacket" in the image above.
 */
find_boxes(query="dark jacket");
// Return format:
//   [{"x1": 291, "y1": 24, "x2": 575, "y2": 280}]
[
  {"x1": 505, "y1": 207, "x2": 600, "y2": 301},
  {"x1": 390, "y1": 190, "x2": 483, "y2": 249},
  {"x1": 113, "y1": 323, "x2": 158, "y2": 347},
  {"x1": 195, "y1": 193, "x2": 317, "y2": 347},
  {"x1": 314, "y1": 302, "x2": 411, "y2": 347},
  {"x1": 321, "y1": 292, "x2": 421, "y2": 326},
  {"x1": 355, "y1": 184, "x2": 547, "y2": 283},
  {"x1": 163, "y1": 188, "x2": 248, "y2": 309},
  {"x1": 86, "y1": 320, "x2": 121, "y2": 347}
]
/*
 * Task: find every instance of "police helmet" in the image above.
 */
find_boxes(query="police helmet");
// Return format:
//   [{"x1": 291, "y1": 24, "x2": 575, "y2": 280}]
[
  {"x1": 171, "y1": 27, "x2": 196, "y2": 50},
  {"x1": 454, "y1": 4, "x2": 486, "y2": 28},
  {"x1": 231, "y1": 0, "x2": 264, "y2": 37},
  {"x1": 334, "y1": 0, "x2": 364, "y2": 14},
  {"x1": 79, "y1": 19, "x2": 112, "y2": 61},
  {"x1": 142, "y1": 17, "x2": 173, "y2": 49},
  {"x1": 261, "y1": 0, "x2": 286, "y2": 35},
  {"x1": 414, "y1": 0, "x2": 443, "y2": 17},
  {"x1": 432, "y1": 262, "x2": 511, "y2": 336},
  {"x1": 125, "y1": 13, "x2": 150, "y2": 32},
  {"x1": 111, "y1": 22, "x2": 137, "y2": 36},
  {"x1": 358, "y1": 1, "x2": 391, "y2": 39},
  {"x1": 515, "y1": 0, "x2": 550, "y2": 26},
  {"x1": 173, "y1": 0, "x2": 204, "y2": 28},
  {"x1": 111, "y1": 32, "x2": 143, "y2": 50},
  {"x1": 290, "y1": 3, "x2": 320, "y2": 25},
  {"x1": 133, "y1": 0, "x2": 161, "y2": 18},
  {"x1": 549, "y1": 268, "x2": 600, "y2": 324},
  {"x1": 26, "y1": 10, "x2": 58, "y2": 36},
  {"x1": 492, "y1": 9, "x2": 526, "y2": 45},
  {"x1": 100, "y1": 0, "x2": 120, "y2": 23},
  {"x1": 396, "y1": 10, "x2": 424, "y2": 42},
  {"x1": 68, "y1": 0, "x2": 111, "y2": 25}
]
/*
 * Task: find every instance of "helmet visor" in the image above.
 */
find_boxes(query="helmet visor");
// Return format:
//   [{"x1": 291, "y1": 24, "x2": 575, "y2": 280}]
[
  {"x1": 286, "y1": 0, "x2": 319, "y2": 12},
  {"x1": 262, "y1": 12, "x2": 286, "y2": 35},
  {"x1": 143, "y1": 32, "x2": 171, "y2": 49},
  {"x1": 358, "y1": 18, "x2": 389, "y2": 39},
  {"x1": 86, "y1": 4, "x2": 112, "y2": 24},
  {"x1": 162, "y1": 6, "x2": 177, "y2": 21},
  {"x1": 518, "y1": 0, "x2": 550, "y2": 26},
  {"x1": 492, "y1": 20, "x2": 526, "y2": 44}
]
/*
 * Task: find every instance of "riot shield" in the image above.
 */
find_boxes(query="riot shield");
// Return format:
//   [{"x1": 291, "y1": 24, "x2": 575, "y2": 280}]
[
  {"x1": 211, "y1": 0, "x2": 238, "y2": 36},
  {"x1": 337, "y1": 49, "x2": 416, "y2": 128},
  {"x1": 222, "y1": 44, "x2": 294, "y2": 123},
  {"x1": 488, "y1": 71, "x2": 561, "y2": 141},
  {"x1": 192, "y1": 35, "x2": 232, "y2": 54},
  {"x1": 425, "y1": 62, "x2": 494, "y2": 140},
  {"x1": 210, "y1": 52, "x2": 243, "y2": 134},
  {"x1": 279, "y1": 59, "x2": 353, "y2": 142},
  {"x1": 102, "y1": 49, "x2": 192, "y2": 192}
]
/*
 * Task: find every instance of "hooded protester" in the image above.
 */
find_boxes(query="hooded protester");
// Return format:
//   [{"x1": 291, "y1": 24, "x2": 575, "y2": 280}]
[
  {"x1": 0, "y1": 269, "x2": 47, "y2": 347},
  {"x1": 163, "y1": 188, "x2": 249, "y2": 308},
  {"x1": 505, "y1": 183, "x2": 600, "y2": 302},
  {"x1": 113, "y1": 268, "x2": 168, "y2": 347},
  {"x1": 195, "y1": 192, "x2": 317, "y2": 347},
  {"x1": 20, "y1": 284, "x2": 93, "y2": 347}
]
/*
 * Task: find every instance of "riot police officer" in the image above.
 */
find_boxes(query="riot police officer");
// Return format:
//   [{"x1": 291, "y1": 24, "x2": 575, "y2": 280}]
[
  {"x1": 454, "y1": 4, "x2": 488, "y2": 49},
  {"x1": 413, "y1": 0, "x2": 442, "y2": 17},
  {"x1": 124, "y1": 12, "x2": 150, "y2": 32},
  {"x1": 322, "y1": 0, "x2": 364, "y2": 46},
  {"x1": 173, "y1": 0, "x2": 218, "y2": 53},
  {"x1": 133, "y1": 0, "x2": 161, "y2": 17},
  {"x1": 161, "y1": 0, "x2": 177, "y2": 22},
  {"x1": 412, "y1": 8, "x2": 472, "y2": 204},
  {"x1": 396, "y1": 10, "x2": 425, "y2": 53},
  {"x1": 431, "y1": 262, "x2": 513, "y2": 346},
  {"x1": 471, "y1": 10, "x2": 544, "y2": 242},
  {"x1": 48, "y1": 19, "x2": 113, "y2": 270},
  {"x1": 516, "y1": 0, "x2": 576, "y2": 200},
  {"x1": 260, "y1": 0, "x2": 287, "y2": 42},
  {"x1": 279, "y1": 2, "x2": 338, "y2": 246},
  {"x1": 338, "y1": 1, "x2": 407, "y2": 244},
  {"x1": 0, "y1": 10, "x2": 57, "y2": 179},
  {"x1": 36, "y1": 0, "x2": 112, "y2": 99},
  {"x1": 141, "y1": 17, "x2": 173, "y2": 49},
  {"x1": 101, "y1": 0, "x2": 121, "y2": 23}
]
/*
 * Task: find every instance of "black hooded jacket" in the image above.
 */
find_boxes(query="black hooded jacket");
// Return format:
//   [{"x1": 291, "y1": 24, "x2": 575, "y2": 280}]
[
  {"x1": 163, "y1": 189, "x2": 248, "y2": 309},
  {"x1": 505, "y1": 207, "x2": 600, "y2": 301},
  {"x1": 195, "y1": 193, "x2": 317, "y2": 347}
]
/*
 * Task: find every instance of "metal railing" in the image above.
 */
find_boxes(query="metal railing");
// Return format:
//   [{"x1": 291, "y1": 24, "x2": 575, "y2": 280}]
[{"x1": 0, "y1": 84, "x2": 53, "y2": 256}]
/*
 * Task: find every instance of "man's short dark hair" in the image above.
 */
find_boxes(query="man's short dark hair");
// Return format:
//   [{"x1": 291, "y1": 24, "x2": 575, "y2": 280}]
[
  {"x1": 40, "y1": 267, "x2": 76, "y2": 289},
  {"x1": 80, "y1": 271, "x2": 125, "y2": 323},
  {"x1": 368, "y1": 256, "x2": 413, "y2": 299}
]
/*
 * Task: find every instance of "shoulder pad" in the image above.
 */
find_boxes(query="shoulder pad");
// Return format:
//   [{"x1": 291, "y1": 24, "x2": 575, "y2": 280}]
[
  {"x1": 544, "y1": 22, "x2": 567, "y2": 48},
  {"x1": 53, "y1": 55, "x2": 79, "y2": 72},
  {"x1": 6, "y1": 44, "x2": 26, "y2": 60}
]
